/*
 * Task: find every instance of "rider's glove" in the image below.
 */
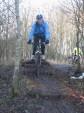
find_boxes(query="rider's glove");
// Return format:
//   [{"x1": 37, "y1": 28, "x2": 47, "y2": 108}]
[
  {"x1": 27, "y1": 40, "x2": 32, "y2": 44},
  {"x1": 45, "y1": 40, "x2": 49, "y2": 44}
]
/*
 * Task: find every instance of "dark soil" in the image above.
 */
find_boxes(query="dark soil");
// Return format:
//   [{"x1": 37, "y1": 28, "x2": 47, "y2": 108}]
[{"x1": 0, "y1": 61, "x2": 84, "y2": 113}]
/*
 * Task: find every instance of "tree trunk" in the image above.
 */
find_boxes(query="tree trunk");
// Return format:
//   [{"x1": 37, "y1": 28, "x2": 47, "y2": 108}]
[{"x1": 12, "y1": 0, "x2": 21, "y2": 96}]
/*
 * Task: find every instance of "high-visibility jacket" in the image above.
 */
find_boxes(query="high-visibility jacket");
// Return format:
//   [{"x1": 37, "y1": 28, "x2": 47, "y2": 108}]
[{"x1": 72, "y1": 47, "x2": 83, "y2": 56}]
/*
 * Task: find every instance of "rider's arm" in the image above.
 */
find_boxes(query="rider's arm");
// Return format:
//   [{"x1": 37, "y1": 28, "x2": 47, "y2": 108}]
[
  {"x1": 45, "y1": 23, "x2": 51, "y2": 40},
  {"x1": 28, "y1": 24, "x2": 35, "y2": 41},
  {"x1": 79, "y1": 48, "x2": 83, "y2": 56}
]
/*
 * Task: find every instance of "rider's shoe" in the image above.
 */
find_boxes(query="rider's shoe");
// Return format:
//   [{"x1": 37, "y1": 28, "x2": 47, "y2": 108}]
[
  {"x1": 31, "y1": 55, "x2": 35, "y2": 60},
  {"x1": 42, "y1": 55, "x2": 45, "y2": 60}
]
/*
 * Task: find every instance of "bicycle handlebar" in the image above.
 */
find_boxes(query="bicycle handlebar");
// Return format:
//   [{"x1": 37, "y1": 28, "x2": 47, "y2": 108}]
[{"x1": 31, "y1": 41, "x2": 46, "y2": 45}]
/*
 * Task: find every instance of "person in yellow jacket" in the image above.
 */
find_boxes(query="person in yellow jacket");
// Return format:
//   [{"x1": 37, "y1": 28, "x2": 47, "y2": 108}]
[
  {"x1": 72, "y1": 47, "x2": 83, "y2": 56},
  {"x1": 72, "y1": 45, "x2": 83, "y2": 64}
]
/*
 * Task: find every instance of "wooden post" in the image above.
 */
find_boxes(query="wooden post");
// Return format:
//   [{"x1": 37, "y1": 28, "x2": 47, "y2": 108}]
[
  {"x1": 76, "y1": 29, "x2": 81, "y2": 73},
  {"x1": 83, "y1": 0, "x2": 84, "y2": 11},
  {"x1": 5, "y1": 0, "x2": 9, "y2": 62}
]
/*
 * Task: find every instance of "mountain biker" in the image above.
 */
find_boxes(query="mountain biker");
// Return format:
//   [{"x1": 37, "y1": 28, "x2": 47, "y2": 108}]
[
  {"x1": 72, "y1": 47, "x2": 83, "y2": 56},
  {"x1": 72, "y1": 43, "x2": 83, "y2": 63},
  {"x1": 27, "y1": 14, "x2": 50, "y2": 60}
]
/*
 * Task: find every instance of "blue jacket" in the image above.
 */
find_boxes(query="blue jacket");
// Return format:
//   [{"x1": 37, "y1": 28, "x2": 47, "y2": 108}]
[{"x1": 28, "y1": 22, "x2": 51, "y2": 41}]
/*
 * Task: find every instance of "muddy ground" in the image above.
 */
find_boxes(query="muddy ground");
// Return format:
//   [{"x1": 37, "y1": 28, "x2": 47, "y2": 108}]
[{"x1": 0, "y1": 61, "x2": 84, "y2": 113}]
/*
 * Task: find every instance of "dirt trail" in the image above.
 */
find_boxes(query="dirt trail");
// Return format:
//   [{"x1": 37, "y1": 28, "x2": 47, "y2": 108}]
[{"x1": 0, "y1": 61, "x2": 84, "y2": 113}]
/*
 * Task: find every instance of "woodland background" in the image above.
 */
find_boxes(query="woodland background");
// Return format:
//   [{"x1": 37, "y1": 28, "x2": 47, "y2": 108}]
[{"x1": 0, "y1": 0, "x2": 84, "y2": 64}]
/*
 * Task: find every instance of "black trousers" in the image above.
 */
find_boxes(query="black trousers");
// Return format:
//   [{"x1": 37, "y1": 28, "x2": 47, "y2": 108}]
[{"x1": 32, "y1": 36, "x2": 45, "y2": 55}]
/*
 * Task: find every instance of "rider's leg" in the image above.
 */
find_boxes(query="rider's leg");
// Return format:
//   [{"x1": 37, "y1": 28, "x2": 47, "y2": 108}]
[
  {"x1": 32, "y1": 37, "x2": 39, "y2": 58},
  {"x1": 41, "y1": 36, "x2": 45, "y2": 59}
]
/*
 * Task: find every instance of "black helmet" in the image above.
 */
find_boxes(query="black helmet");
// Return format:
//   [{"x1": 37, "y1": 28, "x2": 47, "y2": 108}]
[{"x1": 36, "y1": 14, "x2": 43, "y2": 20}]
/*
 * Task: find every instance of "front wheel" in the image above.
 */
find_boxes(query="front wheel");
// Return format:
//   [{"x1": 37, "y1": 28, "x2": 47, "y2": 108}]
[{"x1": 35, "y1": 52, "x2": 41, "y2": 77}]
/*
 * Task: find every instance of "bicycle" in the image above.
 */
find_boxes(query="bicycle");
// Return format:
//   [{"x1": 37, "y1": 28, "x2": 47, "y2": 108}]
[
  {"x1": 68, "y1": 54, "x2": 80, "y2": 65},
  {"x1": 72, "y1": 54, "x2": 80, "y2": 65},
  {"x1": 34, "y1": 39, "x2": 45, "y2": 77}
]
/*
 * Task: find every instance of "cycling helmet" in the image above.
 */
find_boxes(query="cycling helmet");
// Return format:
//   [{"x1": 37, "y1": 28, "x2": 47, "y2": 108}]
[{"x1": 36, "y1": 14, "x2": 43, "y2": 20}]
